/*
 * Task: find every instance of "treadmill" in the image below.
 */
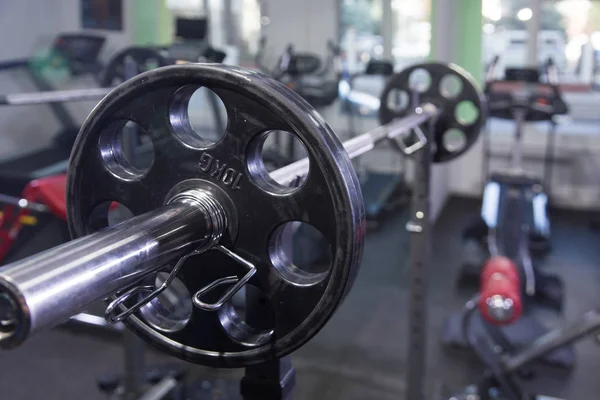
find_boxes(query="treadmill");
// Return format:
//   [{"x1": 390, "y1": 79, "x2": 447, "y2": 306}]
[
  {"x1": 0, "y1": 33, "x2": 106, "y2": 196},
  {"x1": 481, "y1": 61, "x2": 568, "y2": 255},
  {"x1": 343, "y1": 60, "x2": 411, "y2": 227}
]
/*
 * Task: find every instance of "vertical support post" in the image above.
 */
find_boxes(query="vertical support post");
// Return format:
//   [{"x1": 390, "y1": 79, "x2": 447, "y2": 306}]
[
  {"x1": 240, "y1": 357, "x2": 295, "y2": 400},
  {"x1": 527, "y1": 0, "x2": 541, "y2": 67},
  {"x1": 404, "y1": 116, "x2": 434, "y2": 400},
  {"x1": 223, "y1": 0, "x2": 238, "y2": 46},
  {"x1": 382, "y1": 0, "x2": 393, "y2": 61},
  {"x1": 240, "y1": 280, "x2": 296, "y2": 400},
  {"x1": 123, "y1": 329, "x2": 146, "y2": 399},
  {"x1": 208, "y1": 0, "x2": 225, "y2": 48}
]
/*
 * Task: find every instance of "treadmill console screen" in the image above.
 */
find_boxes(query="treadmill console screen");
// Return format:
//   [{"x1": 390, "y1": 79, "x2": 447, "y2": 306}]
[
  {"x1": 488, "y1": 81, "x2": 554, "y2": 96},
  {"x1": 176, "y1": 18, "x2": 208, "y2": 40},
  {"x1": 53, "y1": 34, "x2": 105, "y2": 64},
  {"x1": 51, "y1": 34, "x2": 106, "y2": 75}
]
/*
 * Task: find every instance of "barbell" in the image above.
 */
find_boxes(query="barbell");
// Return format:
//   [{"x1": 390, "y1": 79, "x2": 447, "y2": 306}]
[
  {"x1": 0, "y1": 87, "x2": 113, "y2": 106},
  {"x1": 0, "y1": 62, "x2": 484, "y2": 367},
  {"x1": 0, "y1": 47, "x2": 173, "y2": 106}
]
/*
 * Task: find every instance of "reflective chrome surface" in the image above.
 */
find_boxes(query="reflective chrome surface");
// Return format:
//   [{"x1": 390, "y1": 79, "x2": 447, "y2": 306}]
[
  {"x1": 0, "y1": 190, "x2": 223, "y2": 348},
  {"x1": 269, "y1": 103, "x2": 439, "y2": 187},
  {"x1": 0, "y1": 87, "x2": 111, "y2": 106},
  {"x1": 485, "y1": 294, "x2": 515, "y2": 323}
]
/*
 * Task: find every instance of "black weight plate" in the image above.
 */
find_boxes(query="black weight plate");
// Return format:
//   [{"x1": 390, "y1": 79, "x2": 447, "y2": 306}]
[
  {"x1": 379, "y1": 62, "x2": 486, "y2": 163},
  {"x1": 67, "y1": 64, "x2": 365, "y2": 367},
  {"x1": 99, "y1": 47, "x2": 173, "y2": 87}
]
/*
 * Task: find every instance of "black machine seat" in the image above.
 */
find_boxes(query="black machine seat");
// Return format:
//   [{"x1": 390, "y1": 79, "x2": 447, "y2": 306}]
[
  {"x1": 277, "y1": 44, "x2": 322, "y2": 78},
  {"x1": 293, "y1": 77, "x2": 339, "y2": 108},
  {"x1": 364, "y1": 60, "x2": 394, "y2": 76}
]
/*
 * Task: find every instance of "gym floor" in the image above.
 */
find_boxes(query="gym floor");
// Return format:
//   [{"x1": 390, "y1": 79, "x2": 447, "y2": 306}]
[{"x1": 1, "y1": 197, "x2": 599, "y2": 399}]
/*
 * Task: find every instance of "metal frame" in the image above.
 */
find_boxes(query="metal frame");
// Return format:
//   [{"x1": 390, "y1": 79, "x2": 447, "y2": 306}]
[{"x1": 404, "y1": 111, "x2": 435, "y2": 400}]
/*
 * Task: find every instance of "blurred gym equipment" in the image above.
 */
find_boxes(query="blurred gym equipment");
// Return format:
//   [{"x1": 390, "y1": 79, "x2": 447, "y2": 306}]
[
  {"x1": 256, "y1": 37, "x2": 341, "y2": 109},
  {"x1": 343, "y1": 59, "x2": 409, "y2": 227},
  {"x1": 0, "y1": 45, "x2": 172, "y2": 264},
  {"x1": 447, "y1": 256, "x2": 600, "y2": 400},
  {"x1": 444, "y1": 57, "x2": 577, "y2": 373}
]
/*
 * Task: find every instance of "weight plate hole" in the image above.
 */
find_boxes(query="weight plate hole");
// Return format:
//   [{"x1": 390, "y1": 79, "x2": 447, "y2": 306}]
[
  {"x1": 455, "y1": 100, "x2": 479, "y2": 126},
  {"x1": 269, "y1": 221, "x2": 332, "y2": 286},
  {"x1": 439, "y1": 75, "x2": 463, "y2": 98},
  {"x1": 139, "y1": 272, "x2": 193, "y2": 333},
  {"x1": 247, "y1": 131, "x2": 308, "y2": 194},
  {"x1": 169, "y1": 85, "x2": 228, "y2": 149},
  {"x1": 386, "y1": 89, "x2": 409, "y2": 113},
  {"x1": 219, "y1": 284, "x2": 274, "y2": 347},
  {"x1": 443, "y1": 128, "x2": 467, "y2": 153},
  {"x1": 408, "y1": 68, "x2": 432, "y2": 93},
  {"x1": 88, "y1": 201, "x2": 134, "y2": 232},
  {"x1": 99, "y1": 120, "x2": 154, "y2": 180}
]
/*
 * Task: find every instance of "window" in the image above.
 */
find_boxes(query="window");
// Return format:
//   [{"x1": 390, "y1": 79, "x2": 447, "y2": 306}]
[
  {"x1": 339, "y1": 0, "x2": 430, "y2": 72},
  {"x1": 340, "y1": 0, "x2": 383, "y2": 72},
  {"x1": 391, "y1": 0, "x2": 430, "y2": 69}
]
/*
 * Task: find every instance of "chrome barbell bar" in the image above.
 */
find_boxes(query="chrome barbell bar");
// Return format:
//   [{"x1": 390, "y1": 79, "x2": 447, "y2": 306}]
[{"x1": 0, "y1": 87, "x2": 113, "y2": 106}]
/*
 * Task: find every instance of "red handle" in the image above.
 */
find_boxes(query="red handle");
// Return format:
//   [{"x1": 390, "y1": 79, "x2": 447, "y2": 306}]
[{"x1": 479, "y1": 256, "x2": 522, "y2": 325}]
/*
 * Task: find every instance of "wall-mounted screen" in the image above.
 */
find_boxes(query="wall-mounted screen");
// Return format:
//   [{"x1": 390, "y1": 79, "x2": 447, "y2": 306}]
[{"x1": 81, "y1": 0, "x2": 123, "y2": 31}]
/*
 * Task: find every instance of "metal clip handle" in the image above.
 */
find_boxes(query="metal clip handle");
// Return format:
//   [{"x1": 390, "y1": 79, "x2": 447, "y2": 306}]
[
  {"x1": 104, "y1": 245, "x2": 256, "y2": 323},
  {"x1": 394, "y1": 125, "x2": 428, "y2": 156},
  {"x1": 192, "y1": 246, "x2": 256, "y2": 311},
  {"x1": 104, "y1": 248, "x2": 203, "y2": 324}
]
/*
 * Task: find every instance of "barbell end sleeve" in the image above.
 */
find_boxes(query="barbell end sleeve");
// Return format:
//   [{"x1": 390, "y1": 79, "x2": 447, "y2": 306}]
[
  {"x1": 0, "y1": 189, "x2": 226, "y2": 348},
  {"x1": 0, "y1": 279, "x2": 30, "y2": 348}
]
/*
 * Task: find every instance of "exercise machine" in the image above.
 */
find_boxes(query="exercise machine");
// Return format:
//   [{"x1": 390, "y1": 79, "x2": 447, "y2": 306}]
[
  {"x1": 459, "y1": 58, "x2": 568, "y2": 309},
  {"x1": 0, "y1": 34, "x2": 106, "y2": 195},
  {"x1": 447, "y1": 256, "x2": 600, "y2": 400},
  {"x1": 254, "y1": 38, "x2": 342, "y2": 164},
  {"x1": 0, "y1": 46, "x2": 172, "y2": 263},
  {"x1": 0, "y1": 36, "x2": 173, "y2": 197},
  {"x1": 343, "y1": 59, "x2": 411, "y2": 227},
  {"x1": 256, "y1": 38, "x2": 341, "y2": 108},
  {"x1": 444, "y1": 59, "x2": 574, "y2": 369}
]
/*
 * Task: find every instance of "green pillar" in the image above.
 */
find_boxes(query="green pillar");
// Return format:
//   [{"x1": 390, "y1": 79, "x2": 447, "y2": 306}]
[
  {"x1": 132, "y1": 0, "x2": 173, "y2": 46},
  {"x1": 456, "y1": 0, "x2": 483, "y2": 84},
  {"x1": 430, "y1": 0, "x2": 482, "y2": 84}
]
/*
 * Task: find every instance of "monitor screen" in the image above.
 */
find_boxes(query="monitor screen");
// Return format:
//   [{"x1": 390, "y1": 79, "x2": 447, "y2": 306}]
[
  {"x1": 81, "y1": 0, "x2": 123, "y2": 31},
  {"x1": 176, "y1": 18, "x2": 208, "y2": 40},
  {"x1": 489, "y1": 81, "x2": 554, "y2": 96}
]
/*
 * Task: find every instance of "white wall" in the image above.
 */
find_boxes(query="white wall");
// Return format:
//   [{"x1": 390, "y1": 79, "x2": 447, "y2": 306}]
[
  {"x1": 0, "y1": 1, "x2": 64, "y2": 61},
  {"x1": 0, "y1": 0, "x2": 68, "y2": 156},
  {"x1": 260, "y1": 0, "x2": 337, "y2": 69}
]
